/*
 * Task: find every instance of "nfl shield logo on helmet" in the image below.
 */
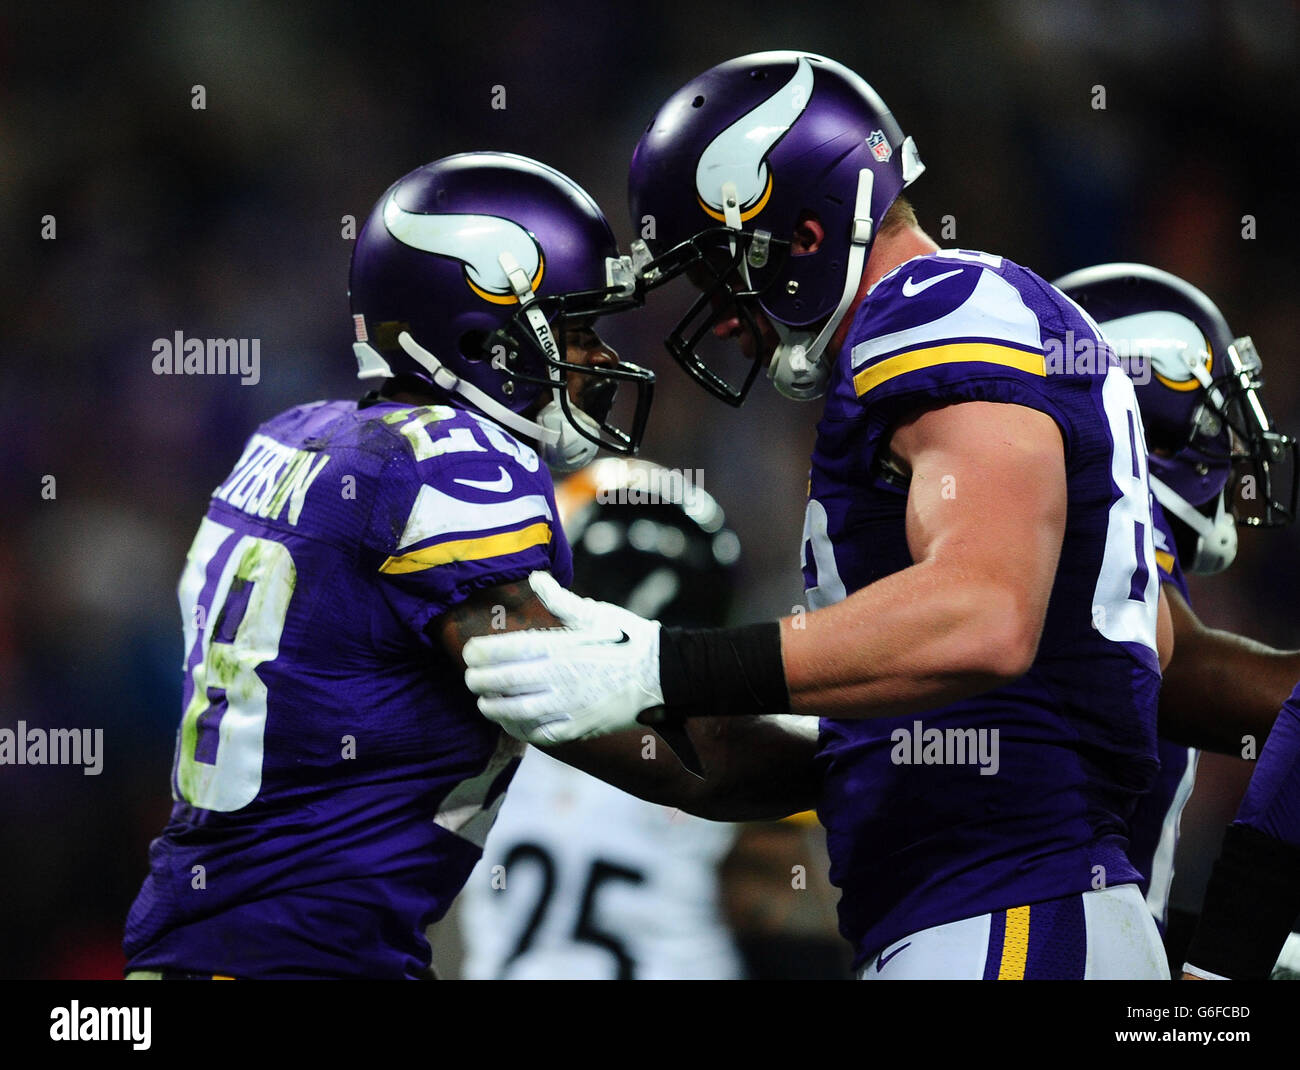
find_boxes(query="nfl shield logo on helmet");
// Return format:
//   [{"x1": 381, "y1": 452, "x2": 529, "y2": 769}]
[{"x1": 867, "y1": 130, "x2": 892, "y2": 162}]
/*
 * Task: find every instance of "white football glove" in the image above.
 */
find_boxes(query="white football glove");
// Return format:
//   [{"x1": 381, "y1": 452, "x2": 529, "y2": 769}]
[{"x1": 463, "y1": 570, "x2": 664, "y2": 745}]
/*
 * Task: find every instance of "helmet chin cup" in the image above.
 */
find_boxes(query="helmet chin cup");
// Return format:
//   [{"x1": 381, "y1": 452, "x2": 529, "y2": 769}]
[
  {"x1": 1190, "y1": 496, "x2": 1238, "y2": 575},
  {"x1": 354, "y1": 341, "x2": 394, "y2": 380},
  {"x1": 767, "y1": 328, "x2": 831, "y2": 400},
  {"x1": 537, "y1": 393, "x2": 601, "y2": 473},
  {"x1": 1149, "y1": 475, "x2": 1238, "y2": 575}
]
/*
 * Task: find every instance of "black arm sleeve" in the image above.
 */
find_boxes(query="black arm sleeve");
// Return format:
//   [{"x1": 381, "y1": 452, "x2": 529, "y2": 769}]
[{"x1": 658, "y1": 622, "x2": 791, "y2": 718}]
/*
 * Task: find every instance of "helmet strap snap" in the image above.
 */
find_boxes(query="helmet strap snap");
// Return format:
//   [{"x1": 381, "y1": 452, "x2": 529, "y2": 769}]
[{"x1": 718, "y1": 180, "x2": 754, "y2": 291}]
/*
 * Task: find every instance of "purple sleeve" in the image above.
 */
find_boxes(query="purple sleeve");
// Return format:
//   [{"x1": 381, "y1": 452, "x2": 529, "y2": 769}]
[
  {"x1": 1234, "y1": 681, "x2": 1300, "y2": 848},
  {"x1": 847, "y1": 264, "x2": 1077, "y2": 459},
  {"x1": 364, "y1": 448, "x2": 571, "y2": 641}
]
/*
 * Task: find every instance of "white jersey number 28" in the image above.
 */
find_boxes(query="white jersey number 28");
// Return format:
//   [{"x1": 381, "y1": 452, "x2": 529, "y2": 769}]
[{"x1": 173, "y1": 517, "x2": 296, "y2": 812}]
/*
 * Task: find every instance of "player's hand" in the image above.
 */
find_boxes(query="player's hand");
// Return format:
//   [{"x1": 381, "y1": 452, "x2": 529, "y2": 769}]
[{"x1": 463, "y1": 571, "x2": 663, "y2": 744}]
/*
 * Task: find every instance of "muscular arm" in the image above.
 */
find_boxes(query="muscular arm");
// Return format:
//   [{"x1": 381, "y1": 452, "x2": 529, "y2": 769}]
[
  {"x1": 1158, "y1": 583, "x2": 1300, "y2": 754},
  {"x1": 439, "y1": 581, "x2": 819, "y2": 820},
  {"x1": 780, "y1": 401, "x2": 1067, "y2": 717}
]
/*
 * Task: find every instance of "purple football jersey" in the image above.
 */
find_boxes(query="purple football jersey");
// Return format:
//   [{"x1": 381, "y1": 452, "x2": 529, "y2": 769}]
[
  {"x1": 1126, "y1": 497, "x2": 1196, "y2": 930},
  {"x1": 805, "y1": 250, "x2": 1162, "y2": 967},
  {"x1": 124, "y1": 397, "x2": 571, "y2": 978}
]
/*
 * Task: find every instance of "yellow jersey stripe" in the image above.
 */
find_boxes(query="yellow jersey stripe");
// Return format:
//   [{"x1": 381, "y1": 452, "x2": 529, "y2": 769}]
[
  {"x1": 997, "y1": 905, "x2": 1031, "y2": 980},
  {"x1": 379, "y1": 522, "x2": 551, "y2": 575},
  {"x1": 1155, "y1": 549, "x2": 1175, "y2": 575},
  {"x1": 853, "y1": 342, "x2": 1047, "y2": 398}
]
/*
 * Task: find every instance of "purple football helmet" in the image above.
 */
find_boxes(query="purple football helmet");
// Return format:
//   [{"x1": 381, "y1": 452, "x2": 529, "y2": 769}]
[
  {"x1": 627, "y1": 51, "x2": 925, "y2": 404},
  {"x1": 1057, "y1": 262, "x2": 1297, "y2": 573},
  {"x1": 349, "y1": 152, "x2": 653, "y2": 468}
]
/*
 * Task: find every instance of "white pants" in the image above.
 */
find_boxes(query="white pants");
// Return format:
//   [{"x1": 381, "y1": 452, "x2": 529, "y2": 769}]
[{"x1": 859, "y1": 884, "x2": 1169, "y2": 980}]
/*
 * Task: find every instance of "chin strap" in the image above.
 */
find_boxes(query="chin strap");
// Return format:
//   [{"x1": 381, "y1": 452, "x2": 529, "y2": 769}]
[
  {"x1": 766, "y1": 168, "x2": 875, "y2": 401},
  {"x1": 1148, "y1": 474, "x2": 1238, "y2": 575},
  {"x1": 394, "y1": 331, "x2": 560, "y2": 446}
]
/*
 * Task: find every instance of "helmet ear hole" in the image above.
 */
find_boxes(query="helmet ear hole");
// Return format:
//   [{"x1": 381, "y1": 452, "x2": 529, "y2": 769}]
[
  {"x1": 457, "y1": 330, "x2": 490, "y2": 363},
  {"x1": 1148, "y1": 425, "x2": 1189, "y2": 455}
]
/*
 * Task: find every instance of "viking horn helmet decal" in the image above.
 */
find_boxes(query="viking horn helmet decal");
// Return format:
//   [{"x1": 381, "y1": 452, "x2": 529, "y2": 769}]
[
  {"x1": 383, "y1": 193, "x2": 544, "y2": 304},
  {"x1": 1102, "y1": 310, "x2": 1214, "y2": 393},
  {"x1": 694, "y1": 55, "x2": 814, "y2": 222}
]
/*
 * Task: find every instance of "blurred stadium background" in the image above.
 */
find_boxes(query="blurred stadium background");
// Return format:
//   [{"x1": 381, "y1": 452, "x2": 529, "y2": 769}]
[{"x1": 1, "y1": 0, "x2": 1295, "y2": 977}]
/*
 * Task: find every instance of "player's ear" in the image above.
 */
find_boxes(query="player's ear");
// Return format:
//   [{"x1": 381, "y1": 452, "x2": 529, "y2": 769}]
[{"x1": 793, "y1": 212, "x2": 824, "y2": 255}]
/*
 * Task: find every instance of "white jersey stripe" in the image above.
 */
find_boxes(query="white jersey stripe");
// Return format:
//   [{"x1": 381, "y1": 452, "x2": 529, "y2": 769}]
[
  {"x1": 396, "y1": 483, "x2": 553, "y2": 552},
  {"x1": 1143, "y1": 748, "x2": 1199, "y2": 926}
]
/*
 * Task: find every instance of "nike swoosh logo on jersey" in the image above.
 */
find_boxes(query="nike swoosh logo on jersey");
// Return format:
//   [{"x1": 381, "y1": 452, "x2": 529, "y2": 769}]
[
  {"x1": 875, "y1": 941, "x2": 911, "y2": 972},
  {"x1": 453, "y1": 467, "x2": 513, "y2": 493},
  {"x1": 901, "y1": 269, "x2": 963, "y2": 297}
]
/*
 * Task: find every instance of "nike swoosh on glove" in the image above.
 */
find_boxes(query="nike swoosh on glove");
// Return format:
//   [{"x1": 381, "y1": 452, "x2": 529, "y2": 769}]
[{"x1": 463, "y1": 570, "x2": 664, "y2": 744}]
